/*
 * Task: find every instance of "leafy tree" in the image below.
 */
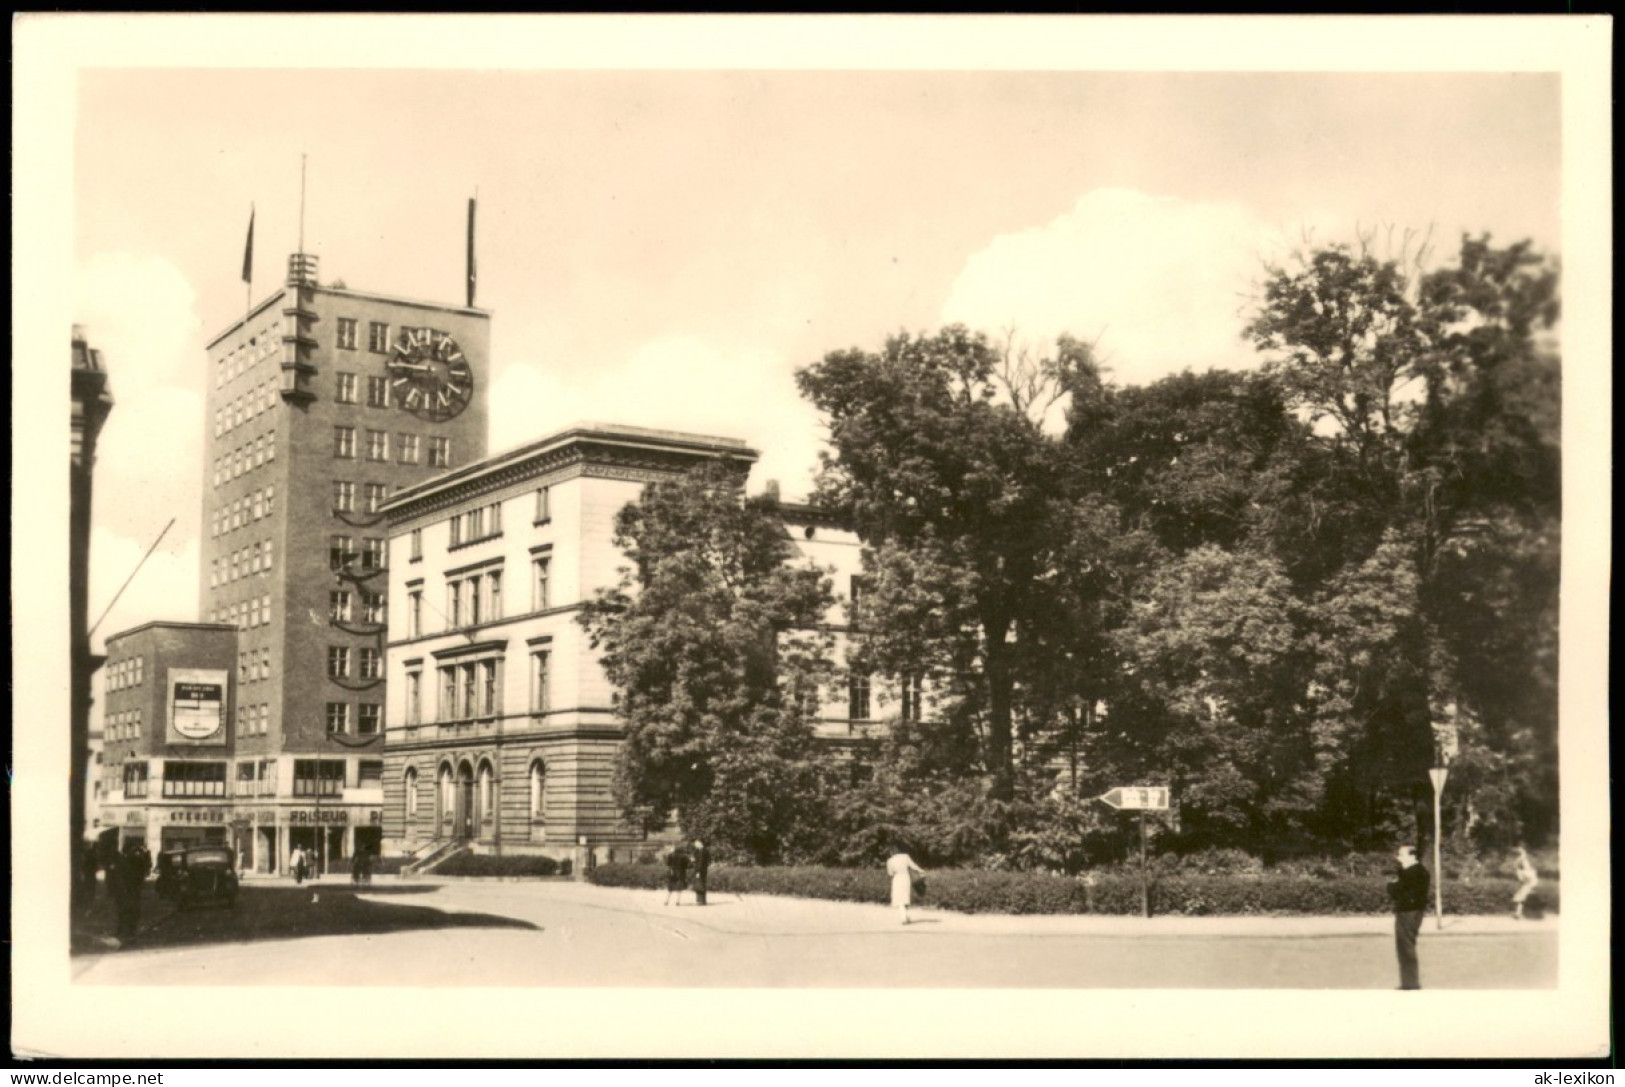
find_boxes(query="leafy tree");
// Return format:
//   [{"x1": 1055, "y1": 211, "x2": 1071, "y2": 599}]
[
  {"x1": 578, "y1": 461, "x2": 837, "y2": 863},
  {"x1": 796, "y1": 326, "x2": 1103, "y2": 800},
  {"x1": 1246, "y1": 233, "x2": 1561, "y2": 847}
]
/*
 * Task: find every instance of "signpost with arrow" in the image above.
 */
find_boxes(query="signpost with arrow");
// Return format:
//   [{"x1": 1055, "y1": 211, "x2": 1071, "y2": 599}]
[{"x1": 1098, "y1": 786, "x2": 1171, "y2": 918}]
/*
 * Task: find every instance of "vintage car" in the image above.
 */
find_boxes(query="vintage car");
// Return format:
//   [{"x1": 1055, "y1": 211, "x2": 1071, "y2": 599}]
[{"x1": 155, "y1": 845, "x2": 239, "y2": 909}]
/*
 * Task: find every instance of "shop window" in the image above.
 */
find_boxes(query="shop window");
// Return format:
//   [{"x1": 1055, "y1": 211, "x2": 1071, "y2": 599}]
[
  {"x1": 162, "y1": 761, "x2": 227, "y2": 798},
  {"x1": 123, "y1": 763, "x2": 149, "y2": 798},
  {"x1": 359, "y1": 760, "x2": 384, "y2": 786}
]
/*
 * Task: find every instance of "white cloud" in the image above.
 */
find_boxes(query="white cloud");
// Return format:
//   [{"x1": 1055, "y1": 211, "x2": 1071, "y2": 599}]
[
  {"x1": 490, "y1": 336, "x2": 823, "y2": 500},
  {"x1": 88, "y1": 526, "x2": 199, "y2": 656},
  {"x1": 75, "y1": 252, "x2": 204, "y2": 397},
  {"x1": 941, "y1": 189, "x2": 1280, "y2": 388}
]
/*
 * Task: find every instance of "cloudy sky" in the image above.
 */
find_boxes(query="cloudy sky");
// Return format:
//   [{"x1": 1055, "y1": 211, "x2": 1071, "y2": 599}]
[{"x1": 55, "y1": 24, "x2": 1566, "y2": 656}]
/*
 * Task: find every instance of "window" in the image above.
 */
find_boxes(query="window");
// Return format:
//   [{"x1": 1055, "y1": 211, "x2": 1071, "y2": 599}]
[
  {"x1": 486, "y1": 570, "x2": 503, "y2": 622},
  {"x1": 162, "y1": 761, "x2": 227, "y2": 799},
  {"x1": 529, "y1": 760, "x2": 547, "y2": 821},
  {"x1": 409, "y1": 528, "x2": 423, "y2": 561},
  {"x1": 358, "y1": 705, "x2": 382, "y2": 736},
  {"x1": 359, "y1": 759, "x2": 384, "y2": 785},
  {"x1": 294, "y1": 759, "x2": 345, "y2": 797},
  {"x1": 480, "y1": 659, "x2": 499, "y2": 716},
  {"x1": 361, "y1": 538, "x2": 385, "y2": 572},
  {"x1": 254, "y1": 434, "x2": 266, "y2": 467},
  {"x1": 363, "y1": 591, "x2": 386, "y2": 625},
  {"x1": 406, "y1": 670, "x2": 422, "y2": 725},
  {"x1": 266, "y1": 429, "x2": 276, "y2": 460},
  {"x1": 330, "y1": 590, "x2": 353, "y2": 623},
  {"x1": 239, "y1": 651, "x2": 251, "y2": 683},
  {"x1": 489, "y1": 502, "x2": 503, "y2": 535},
  {"x1": 440, "y1": 668, "x2": 457, "y2": 721},
  {"x1": 405, "y1": 767, "x2": 420, "y2": 817},
  {"x1": 366, "y1": 429, "x2": 388, "y2": 462},
  {"x1": 230, "y1": 551, "x2": 240, "y2": 581},
  {"x1": 464, "y1": 507, "x2": 484, "y2": 541},
  {"x1": 336, "y1": 373, "x2": 358, "y2": 403},
  {"x1": 428, "y1": 436, "x2": 450, "y2": 467},
  {"x1": 534, "y1": 486, "x2": 551, "y2": 523},
  {"x1": 266, "y1": 485, "x2": 275, "y2": 516},
  {"x1": 848, "y1": 671, "x2": 872, "y2": 722},
  {"x1": 330, "y1": 535, "x2": 354, "y2": 571},
  {"x1": 325, "y1": 702, "x2": 351, "y2": 734},
  {"x1": 359, "y1": 647, "x2": 382, "y2": 679},
  {"x1": 334, "y1": 480, "x2": 356, "y2": 512},
  {"x1": 479, "y1": 762, "x2": 495, "y2": 823},
  {"x1": 123, "y1": 763, "x2": 149, "y2": 798},
  {"x1": 263, "y1": 540, "x2": 274, "y2": 570},
  {"x1": 259, "y1": 647, "x2": 272, "y2": 681},
  {"x1": 366, "y1": 376, "x2": 389, "y2": 408},
  {"x1": 261, "y1": 594, "x2": 271, "y2": 625},
  {"x1": 327, "y1": 646, "x2": 352, "y2": 679},
  {"x1": 900, "y1": 674, "x2": 925, "y2": 723},
  {"x1": 449, "y1": 515, "x2": 463, "y2": 548},
  {"x1": 408, "y1": 589, "x2": 423, "y2": 638},
  {"x1": 334, "y1": 426, "x2": 356, "y2": 458},
  {"x1": 462, "y1": 664, "x2": 477, "y2": 718},
  {"x1": 237, "y1": 761, "x2": 257, "y2": 792},
  {"x1": 367, "y1": 321, "x2": 390, "y2": 353},
  {"x1": 252, "y1": 490, "x2": 264, "y2": 520},
  {"x1": 467, "y1": 575, "x2": 483, "y2": 625},
  {"x1": 531, "y1": 648, "x2": 551, "y2": 714},
  {"x1": 532, "y1": 555, "x2": 551, "y2": 611},
  {"x1": 336, "y1": 318, "x2": 358, "y2": 350},
  {"x1": 397, "y1": 433, "x2": 420, "y2": 464},
  {"x1": 447, "y1": 580, "x2": 463, "y2": 628}
]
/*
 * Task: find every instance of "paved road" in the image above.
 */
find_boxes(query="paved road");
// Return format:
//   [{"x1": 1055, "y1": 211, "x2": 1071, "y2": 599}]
[{"x1": 73, "y1": 877, "x2": 1558, "y2": 989}]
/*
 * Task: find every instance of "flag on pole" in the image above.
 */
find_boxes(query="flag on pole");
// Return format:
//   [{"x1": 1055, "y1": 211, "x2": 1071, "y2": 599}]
[
  {"x1": 466, "y1": 196, "x2": 477, "y2": 308},
  {"x1": 242, "y1": 206, "x2": 255, "y2": 285}
]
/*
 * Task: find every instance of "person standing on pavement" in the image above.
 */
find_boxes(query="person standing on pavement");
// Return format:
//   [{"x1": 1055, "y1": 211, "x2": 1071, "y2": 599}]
[
  {"x1": 1511, "y1": 845, "x2": 1539, "y2": 920},
  {"x1": 102, "y1": 834, "x2": 141, "y2": 945},
  {"x1": 663, "y1": 844, "x2": 691, "y2": 906},
  {"x1": 690, "y1": 839, "x2": 711, "y2": 906},
  {"x1": 1387, "y1": 843, "x2": 1430, "y2": 989},
  {"x1": 291, "y1": 844, "x2": 307, "y2": 884},
  {"x1": 886, "y1": 845, "x2": 926, "y2": 926}
]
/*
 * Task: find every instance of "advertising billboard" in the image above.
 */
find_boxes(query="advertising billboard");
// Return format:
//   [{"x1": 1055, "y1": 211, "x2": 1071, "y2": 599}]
[{"x1": 167, "y1": 668, "x2": 229, "y2": 745}]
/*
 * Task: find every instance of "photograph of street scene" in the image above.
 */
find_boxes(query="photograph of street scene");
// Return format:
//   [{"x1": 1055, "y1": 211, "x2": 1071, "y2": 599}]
[{"x1": 16, "y1": 13, "x2": 1610, "y2": 1063}]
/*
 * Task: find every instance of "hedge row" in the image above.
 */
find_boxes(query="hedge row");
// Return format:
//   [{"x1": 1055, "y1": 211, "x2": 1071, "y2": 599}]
[
  {"x1": 433, "y1": 852, "x2": 568, "y2": 878},
  {"x1": 586, "y1": 863, "x2": 1559, "y2": 917}
]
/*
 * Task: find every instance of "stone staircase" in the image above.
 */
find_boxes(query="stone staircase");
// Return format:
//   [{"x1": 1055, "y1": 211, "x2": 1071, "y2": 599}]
[{"x1": 401, "y1": 840, "x2": 467, "y2": 877}]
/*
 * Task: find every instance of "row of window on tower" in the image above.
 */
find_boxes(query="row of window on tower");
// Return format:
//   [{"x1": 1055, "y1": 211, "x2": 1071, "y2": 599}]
[
  {"x1": 212, "y1": 430, "x2": 276, "y2": 487},
  {"x1": 334, "y1": 426, "x2": 449, "y2": 466},
  {"x1": 334, "y1": 372, "x2": 394, "y2": 408},
  {"x1": 215, "y1": 380, "x2": 279, "y2": 437},
  {"x1": 334, "y1": 317, "x2": 409, "y2": 355},
  {"x1": 214, "y1": 323, "x2": 281, "y2": 390},
  {"x1": 327, "y1": 645, "x2": 384, "y2": 681},
  {"x1": 236, "y1": 647, "x2": 273, "y2": 685},
  {"x1": 211, "y1": 541, "x2": 274, "y2": 584},
  {"x1": 211, "y1": 486, "x2": 275, "y2": 535},
  {"x1": 209, "y1": 594, "x2": 272, "y2": 630},
  {"x1": 326, "y1": 701, "x2": 383, "y2": 736},
  {"x1": 333, "y1": 480, "x2": 392, "y2": 515},
  {"x1": 237, "y1": 701, "x2": 273, "y2": 737}
]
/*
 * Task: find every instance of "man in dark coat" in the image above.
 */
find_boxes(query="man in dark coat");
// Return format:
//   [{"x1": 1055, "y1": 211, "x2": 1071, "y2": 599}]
[
  {"x1": 690, "y1": 839, "x2": 711, "y2": 906},
  {"x1": 1387, "y1": 843, "x2": 1430, "y2": 990},
  {"x1": 101, "y1": 834, "x2": 141, "y2": 945}
]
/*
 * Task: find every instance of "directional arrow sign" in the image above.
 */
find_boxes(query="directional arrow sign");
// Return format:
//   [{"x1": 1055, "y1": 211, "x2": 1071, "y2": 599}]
[{"x1": 1100, "y1": 786, "x2": 1170, "y2": 811}]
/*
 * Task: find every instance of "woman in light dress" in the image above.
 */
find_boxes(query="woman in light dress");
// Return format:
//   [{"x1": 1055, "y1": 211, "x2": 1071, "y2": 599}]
[
  {"x1": 885, "y1": 845, "x2": 925, "y2": 925},
  {"x1": 1511, "y1": 845, "x2": 1539, "y2": 920}
]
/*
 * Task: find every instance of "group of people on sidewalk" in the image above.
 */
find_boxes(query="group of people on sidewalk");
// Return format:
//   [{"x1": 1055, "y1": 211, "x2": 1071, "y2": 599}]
[{"x1": 81, "y1": 832, "x2": 152, "y2": 946}]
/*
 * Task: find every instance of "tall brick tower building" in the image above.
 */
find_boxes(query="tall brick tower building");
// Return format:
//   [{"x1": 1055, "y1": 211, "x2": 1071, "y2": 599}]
[{"x1": 197, "y1": 252, "x2": 489, "y2": 870}]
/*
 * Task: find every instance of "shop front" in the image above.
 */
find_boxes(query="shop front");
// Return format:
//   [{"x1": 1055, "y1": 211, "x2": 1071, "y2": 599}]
[{"x1": 158, "y1": 805, "x2": 231, "y2": 851}]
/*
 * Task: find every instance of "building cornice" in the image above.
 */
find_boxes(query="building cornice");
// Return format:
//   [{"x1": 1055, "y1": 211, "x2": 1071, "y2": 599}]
[{"x1": 380, "y1": 424, "x2": 758, "y2": 524}]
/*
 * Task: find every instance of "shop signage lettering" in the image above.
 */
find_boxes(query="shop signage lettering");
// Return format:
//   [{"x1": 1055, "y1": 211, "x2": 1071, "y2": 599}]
[
  {"x1": 289, "y1": 810, "x2": 349, "y2": 824},
  {"x1": 125, "y1": 811, "x2": 146, "y2": 825},
  {"x1": 168, "y1": 808, "x2": 227, "y2": 823},
  {"x1": 370, "y1": 810, "x2": 385, "y2": 825}
]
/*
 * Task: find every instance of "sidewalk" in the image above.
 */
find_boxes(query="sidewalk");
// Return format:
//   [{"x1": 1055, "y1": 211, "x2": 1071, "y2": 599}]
[{"x1": 417, "y1": 875, "x2": 1560, "y2": 940}]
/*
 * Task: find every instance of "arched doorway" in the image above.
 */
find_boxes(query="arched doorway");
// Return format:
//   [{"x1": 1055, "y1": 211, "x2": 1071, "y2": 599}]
[
  {"x1": 455, "y1": 760, "x2": 476, "y2": 840},
  {"x1": 437, "y1": 764, "x2": 455, "y2": 841}
]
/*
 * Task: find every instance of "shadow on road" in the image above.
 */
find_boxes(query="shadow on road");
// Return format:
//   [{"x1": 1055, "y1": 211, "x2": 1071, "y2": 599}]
[{"x1": 72, "y1": 882, "x2": 537, "y2": 956}]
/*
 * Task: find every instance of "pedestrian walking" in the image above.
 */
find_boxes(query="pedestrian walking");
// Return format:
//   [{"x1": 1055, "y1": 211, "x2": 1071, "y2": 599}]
[
  {"x1": 102, "y1": 834, "x2": 141, "y2": 945},
  {"x1": 690, "y1": 839, "x2": 711, "y2": 906},
  {"x1": 1511, "y1": 845, "x2": 1539, "y2": 920},
  {"x1": 662, "y1": 844, "x2": 691, "y2": 907},
  {"x1": 1386, "y1": 843, "x2": 1429, "y2": 990},
  {"x1": 886, "y1": 844, "x2": 926, "y2": 926},
  {"x1": 291, "y1": 844, "x2": 307, "y2": 884},
  {"x1": 80, "y1": 841, "x2": 101, "y2": 910}
]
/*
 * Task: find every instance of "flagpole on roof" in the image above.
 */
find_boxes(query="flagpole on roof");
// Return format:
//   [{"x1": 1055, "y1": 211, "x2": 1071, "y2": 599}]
[
  {"x1": 242, "y1": 203, "x2": 254, "y2": 321},
  {"x1": 467, "y1": 188, "x2": 478, "y2": 309}
]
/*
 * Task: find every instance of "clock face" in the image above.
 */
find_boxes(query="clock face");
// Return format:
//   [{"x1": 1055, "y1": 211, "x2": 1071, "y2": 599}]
[{"x1": 387, "y1": 328, "x2": 474, "y2": 422}]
